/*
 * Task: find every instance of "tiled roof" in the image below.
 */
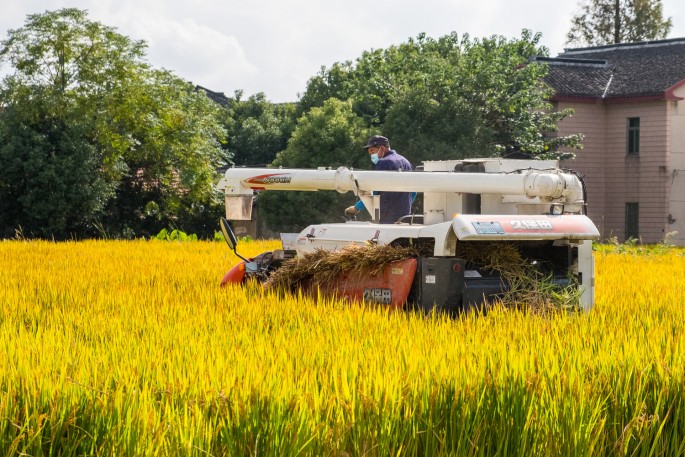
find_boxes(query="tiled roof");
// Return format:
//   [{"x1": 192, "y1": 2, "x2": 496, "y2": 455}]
[
  {"x1": 539, "y1": 38, "x2": 685, "y2": 100},
  {"x1": 196, "y1": 85, "x2": 229, "y2": 106}
]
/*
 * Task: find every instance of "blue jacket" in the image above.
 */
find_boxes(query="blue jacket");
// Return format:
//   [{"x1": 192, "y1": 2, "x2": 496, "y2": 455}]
[{"x1": 354, "y1": 150, "x2": 414, "y2": 223}]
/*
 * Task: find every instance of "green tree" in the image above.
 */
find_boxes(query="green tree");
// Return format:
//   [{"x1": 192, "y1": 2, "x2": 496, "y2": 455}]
[
  {"x1": 100, "y1": 69, "x2": 227, "y2": 238},
  {"x1": 0, "y1": 8, "x2": 227, "y2": 239},
  {"x1": 567, "y1": 0, "x2": 672, "y2": 46},
  {"x1": 298, "y1": 31, "x2": 582, "y2": 163},
  {"x1": 223, "y1": 91, "x2": 297, "y2": 167},
  {"x1": 257, "y1": 98, "x2": 372, "y2": 232},
  {"x1": 0, "y1": 92, "x2": 114, "y2": 236},
  {"x1": 296, "y1": 62, "x2": 355, "y2": 117}
]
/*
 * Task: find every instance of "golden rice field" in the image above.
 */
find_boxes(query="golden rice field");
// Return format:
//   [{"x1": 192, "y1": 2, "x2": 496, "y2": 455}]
[{"x1": 1, "y1": 239, "x2": 685, "y2": 456}]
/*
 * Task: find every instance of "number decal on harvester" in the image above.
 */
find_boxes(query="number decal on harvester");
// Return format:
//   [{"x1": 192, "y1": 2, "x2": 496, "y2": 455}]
[
  {"x1": 471, "y1": 221, "x2": 505, "y2": 234},
  {"x1": 363, "y1": 288, "x2": 392, "y2": 305},
  {"x1": 510, "y1": 220, "x2": 553, "y2": 230}
]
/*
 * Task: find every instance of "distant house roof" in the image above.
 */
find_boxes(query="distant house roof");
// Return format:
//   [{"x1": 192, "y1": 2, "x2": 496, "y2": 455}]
[
  {"x1": 196, "y1": 85, "x2": 230, "y2": 106},
  {"x1": 537, "y1": 38, "x2": 685, "y2": 102}
]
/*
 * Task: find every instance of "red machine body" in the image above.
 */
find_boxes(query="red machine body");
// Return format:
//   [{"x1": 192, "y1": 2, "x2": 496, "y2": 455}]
[
  {"x1": 303, "y1": 258, "x2": 417, "y2": 309},
  {"x1": 220, "y1": 261, "x2": 246, "y2": 286}
]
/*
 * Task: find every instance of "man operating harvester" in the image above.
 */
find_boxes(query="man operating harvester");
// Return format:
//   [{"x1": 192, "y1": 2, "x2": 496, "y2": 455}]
[{"x1": 345, "y1": 135, "x2": 414, "y2": 224}]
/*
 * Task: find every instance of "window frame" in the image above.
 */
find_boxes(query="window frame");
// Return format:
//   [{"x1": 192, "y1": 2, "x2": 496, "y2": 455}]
[
  {"x1": 625, "y1": 202, "x2": 639, "y2": 240},
  {"x1": 627, "y1": 117, "x2": 640, "y2": 155}
]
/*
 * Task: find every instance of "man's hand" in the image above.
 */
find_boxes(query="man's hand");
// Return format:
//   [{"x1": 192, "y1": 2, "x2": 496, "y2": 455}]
[{"x1": 345, "y1": 206, "x2": 359, "y2": 215}]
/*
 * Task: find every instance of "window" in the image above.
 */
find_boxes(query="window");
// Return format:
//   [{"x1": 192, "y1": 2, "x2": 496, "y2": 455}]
[
  {"x1": 627, "y1": 117, "x2": 640, "y2": 154},
  {"x1": 625, "y1": 202, "x2": 639, "y2": 240}
]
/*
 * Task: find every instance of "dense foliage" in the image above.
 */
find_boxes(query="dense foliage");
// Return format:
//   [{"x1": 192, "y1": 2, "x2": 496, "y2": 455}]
[
  {"x1": 299, "y1": 31, "x2": 582, "y2": 164},
  {"x1": 0, "y1": 9, "x2": 585, "y2": 238},
  {"x1": 0, "y1": 9, "x2": 228, "y2": 239},
  {"x1": 567, "y1": 0, "x2": 672, "y2": 46},
  {"x1": 221, "y1": 91, "x2": 297, "y2": 167},
  {"x1": 261, "y1": 31, "x2": 582, "y2": 231}
]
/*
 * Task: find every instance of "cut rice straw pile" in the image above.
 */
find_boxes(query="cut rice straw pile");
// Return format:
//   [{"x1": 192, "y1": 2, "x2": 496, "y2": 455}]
[
  {"x1": 267, "y1": 241, "x2": 580, "y2": 312},
  {"x1": 456, "y1": 241, "x2": 582, "y2": 313},
  {"x1": 266, "y1": 243, "x2": 418, "y2": 292}
]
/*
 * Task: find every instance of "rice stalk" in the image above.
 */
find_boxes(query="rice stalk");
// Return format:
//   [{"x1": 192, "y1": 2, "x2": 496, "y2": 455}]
[
  {"x1": 456, "y1": 241, "x2": 582, "y2": 313},
  {"x1": 2, "y1": 240, "x2": 684, "y2": 455},
  {"x1": 265, "y1": 243, "x2": 418, "y2": 292}
]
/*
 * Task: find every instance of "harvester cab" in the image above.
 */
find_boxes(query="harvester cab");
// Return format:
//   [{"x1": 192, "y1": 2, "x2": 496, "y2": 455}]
[{"x1": 217, "y1": 158, "x2": 600, "y2": 313}]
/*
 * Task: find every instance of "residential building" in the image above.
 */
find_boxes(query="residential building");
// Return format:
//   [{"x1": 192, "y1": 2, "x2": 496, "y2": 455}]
[{"x1": 539, "y1": 38, "x2": 685, "y2": 245}]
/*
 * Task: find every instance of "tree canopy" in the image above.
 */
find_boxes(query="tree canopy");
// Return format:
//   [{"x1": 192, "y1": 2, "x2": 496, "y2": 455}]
[
  {"x1": 0, "y1": 9, "x2": 227, "y2": 239},
  {"x1": 567, "y1": 0, "x2": 673, "y2": 46},
  {"x1": 257, "y1": 98, "x2": 372, "y2": 232},
  {"x1": 252, "y1": 31, "x2": 585, "y2": 232},
  {"x1": 299, "y1": 31, "x2": 581, "y2": 166},
  {"x1": 222, "y1": 91, "x2": 297, "y2": 167},
  {"x1": 0, "y1": 9, "x2": 586, "y2": 238}
]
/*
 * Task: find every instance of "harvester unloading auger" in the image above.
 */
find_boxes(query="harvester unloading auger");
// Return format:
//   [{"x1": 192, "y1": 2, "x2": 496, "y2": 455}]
[{"x1": 217, "y1": 158, "x2": 600, "y2": 313}]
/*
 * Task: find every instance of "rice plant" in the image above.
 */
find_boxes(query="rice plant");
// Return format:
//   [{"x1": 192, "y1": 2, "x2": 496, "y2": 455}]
[{"x1": 1, "y1": 240, "x2": 684, "y2": 456}]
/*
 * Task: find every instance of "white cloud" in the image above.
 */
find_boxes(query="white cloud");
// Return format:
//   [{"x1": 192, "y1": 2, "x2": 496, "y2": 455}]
[
  {"x1": 2, "y1": 0, "x2": 685, "y2": 102},
  {"x1": 134, "y1": 17, "x2": 258, "y2": 92},
  {"x1": 85, "y1": 2, "x2": 259, "y2": 95}
]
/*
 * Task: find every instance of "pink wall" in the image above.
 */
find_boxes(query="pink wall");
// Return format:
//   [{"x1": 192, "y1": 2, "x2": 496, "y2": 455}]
[{"x1": 557, "y1": 100, "x2": 671, "y2": 243}]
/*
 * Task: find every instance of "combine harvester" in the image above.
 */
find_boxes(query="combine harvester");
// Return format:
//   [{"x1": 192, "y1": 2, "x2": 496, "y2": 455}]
[{"x1": 217, "y1": 158, "x2": 600, "y2": 313}]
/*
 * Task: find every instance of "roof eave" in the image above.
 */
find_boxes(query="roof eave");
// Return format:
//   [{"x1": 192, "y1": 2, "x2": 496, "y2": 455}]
[
  {"x1": 550, "y1": 94, "x2": 603, "y2": 103},
  {"x1": 665, "y1": 78, "x2": 685, "y2": 100},
  {"x1": 551, "y1": 93, "x2": 684, "y2": 104}
]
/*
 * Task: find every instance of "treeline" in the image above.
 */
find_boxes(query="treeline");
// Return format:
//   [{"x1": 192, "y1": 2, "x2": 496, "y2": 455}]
[{"x1": 0, "y1": 9, "x2": 582, "y2": 239}]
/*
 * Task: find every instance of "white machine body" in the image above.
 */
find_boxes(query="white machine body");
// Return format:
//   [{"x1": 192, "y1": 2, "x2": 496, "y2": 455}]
[{"x1": 218, "y1": 158, "x2": 600, "y2": 310}]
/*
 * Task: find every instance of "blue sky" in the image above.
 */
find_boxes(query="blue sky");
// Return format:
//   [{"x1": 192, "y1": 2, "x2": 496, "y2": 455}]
[{"x1": 3, "y1": 0, "x2": 685, "y2": 102}]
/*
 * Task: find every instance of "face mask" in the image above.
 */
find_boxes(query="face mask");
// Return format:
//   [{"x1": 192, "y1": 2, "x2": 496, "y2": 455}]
[{"x1": 370, "y1": 153, "x2": 379, "y2": 164}]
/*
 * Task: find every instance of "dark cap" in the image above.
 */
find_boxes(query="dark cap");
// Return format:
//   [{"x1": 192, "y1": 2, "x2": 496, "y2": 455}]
[{"x1": 363, "y1": 135, "x2": 389, "y2": 149}]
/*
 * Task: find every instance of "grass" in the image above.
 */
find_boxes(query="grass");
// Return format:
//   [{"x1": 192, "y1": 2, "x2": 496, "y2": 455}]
[{"x1": 1, "y1": 240, "x2": 684, "y2": 455}]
